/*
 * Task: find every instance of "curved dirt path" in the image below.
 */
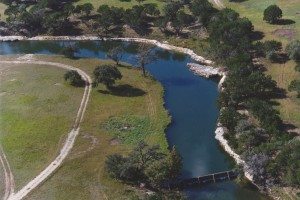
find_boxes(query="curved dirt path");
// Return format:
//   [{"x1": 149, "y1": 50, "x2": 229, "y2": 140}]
[
  {"x1": 0, "y1": 57, "x2": 92, "y2": 200},
  {"x1": 0, "y1": 145, "x2": 15, "y2": 200}
]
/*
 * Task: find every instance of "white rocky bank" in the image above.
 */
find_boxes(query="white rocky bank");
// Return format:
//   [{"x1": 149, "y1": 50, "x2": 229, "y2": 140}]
[{"x1": 0, "y1": 35, "x2": 257, "y2": 187}]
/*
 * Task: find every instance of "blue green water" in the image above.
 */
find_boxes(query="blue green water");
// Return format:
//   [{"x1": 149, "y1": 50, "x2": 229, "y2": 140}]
[{"x1": 0, "y1": 41, "x2": 267, "y2": 199}]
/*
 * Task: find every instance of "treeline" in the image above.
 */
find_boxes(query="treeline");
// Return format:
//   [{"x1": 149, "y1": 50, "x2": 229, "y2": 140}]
[
  {"x1": 205, "y1": 6, "x2": 300, "y2": 190},
  {"x1": 0, "y1": 0, "x2": 212, "y2": 36}
]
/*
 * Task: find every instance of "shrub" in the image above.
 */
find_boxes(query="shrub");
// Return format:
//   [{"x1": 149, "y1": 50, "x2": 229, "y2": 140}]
[
  {"x1": 288, "y1": 80, "x2": 300, "y2": 98},
  {"x1": 273, "y1": 140, "x2": 300, "y2": 186},
  {"x1": 286, "y1": 40, "x2": 300, "y2": 61},
  {"x1": 246, "y1": 99, "x2": 281, "y2": 130},
  {"x1": 263, "y1": 5, "x2": 282, "y2": 24},
  {"x1": 266, "y1": 50, "x2": 279, "y2": 62},
  {"x1": 93, "y1": 65, "x2": 122, "y2": 89},
  {"x1": 219, "y1": 107, "x2": 241, "y2": 131},
  {"x1": 64, "y1": 70, "x2": 84, "y2": 87},
  {"x1": 263, "y1": 40, "x2": 282, "y2": 52}
]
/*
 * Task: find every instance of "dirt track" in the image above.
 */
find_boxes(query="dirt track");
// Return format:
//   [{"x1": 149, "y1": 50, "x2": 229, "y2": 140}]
[
  {"x1": 0, "y1": 145, "x2": 15, "y2": 200},
  {"x1": 0, "y1": 56, "x2": 92, "y2": 200}
]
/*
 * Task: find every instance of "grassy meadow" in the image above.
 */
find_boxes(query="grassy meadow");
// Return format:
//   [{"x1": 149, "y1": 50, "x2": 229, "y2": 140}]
[
  {"x1": 7, "y1": 55, "x2": 170, "y2": 199},
  {"x1": 0, "y1": 60, "x2": 84, "y2": 190}
]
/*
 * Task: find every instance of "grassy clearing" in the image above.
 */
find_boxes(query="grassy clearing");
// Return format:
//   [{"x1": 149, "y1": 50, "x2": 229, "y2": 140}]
[
  {"x1": 223, "y1": 0, "x2": 300, "y2": 44},
  {"x1": 265, "y1": 59, "x2": 300, "y2": 127},
  {"x1": 0, "y1": 61, "x2": 84, "y2": 190},
  {"x1": 223, "y1": 0, "x2": 300, "y2": 128},
  {"x1": 16, "y1": 55, "x2": 170, "y2": 199},
  {"x1": 0, "y1": 3, "x2": 6, "y2": 21}
]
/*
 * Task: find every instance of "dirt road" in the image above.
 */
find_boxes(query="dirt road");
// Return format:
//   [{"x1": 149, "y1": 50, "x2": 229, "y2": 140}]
[{"x1": 0, "y1": 145, "x2": 15, "y2": 200}]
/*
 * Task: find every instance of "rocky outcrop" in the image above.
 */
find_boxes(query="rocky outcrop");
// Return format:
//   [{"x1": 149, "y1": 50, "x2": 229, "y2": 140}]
[{"x1": 187, "y1": 63, "x2": 222, "y2": 78}]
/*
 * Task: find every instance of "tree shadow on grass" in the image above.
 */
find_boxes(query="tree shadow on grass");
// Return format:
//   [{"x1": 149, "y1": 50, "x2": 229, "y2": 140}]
[
  {"x1": 98, "y1": 84, "x2": 146, "y2": 97},
  {"x1": 250, "y1": 31, "x2": 265, "y2": 41},
  {"x1": 270, "y1": 53, "x2": 290, "y2": 64},
  {"x1": 275, "y1": 19, "x2": 296, "y2": 25}
]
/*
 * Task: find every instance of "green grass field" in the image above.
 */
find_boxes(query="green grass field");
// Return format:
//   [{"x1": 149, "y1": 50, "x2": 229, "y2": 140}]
[
  {"x1": 0, "y1": 61, "x2": 84, "y2": 190},
  {"x1": 1, "y1": 55, "x2": 170, "y2": 199},
  {"x1": 224, "y1": 0, "x2": 300, "y2": 44}
]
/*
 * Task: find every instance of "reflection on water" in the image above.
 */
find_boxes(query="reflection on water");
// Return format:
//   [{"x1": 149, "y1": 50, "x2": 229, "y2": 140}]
[{"x1": 0, "y1": 41, "x2": 268, "y2": 200}]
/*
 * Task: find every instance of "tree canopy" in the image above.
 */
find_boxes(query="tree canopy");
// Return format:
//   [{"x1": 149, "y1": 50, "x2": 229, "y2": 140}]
[
  {"x1": 93, "y1": 65, "x2": 122, "y2": 89},
  {"x1": 263, "y1": 5, "x2": 282, "y2": 24}
]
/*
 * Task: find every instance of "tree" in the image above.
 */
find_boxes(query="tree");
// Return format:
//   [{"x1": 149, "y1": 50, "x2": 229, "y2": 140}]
[
  {"x1": 273, "y1": 140, "x2": 300, "y2": 186},
  {"x1": 105, "y1": 154, "x2": 137, "y2": 181},
  {"x1": 124, "y1": 5, "x2": 147, "y2": 31},
  {"x1": 263, "y1": 5, "x2": 282, "y2": 24},
  {"x1": 266, "y1": 50, "x2": 279, "y2": 62},
  {"x1": 219, "y1": 106, "x2": 241, "y2": 132},
  {"x1": 286, "y1": 40, "x2": 300, "y2": 61},
  {"x1": 43, "y1": 11, "x2": 71, "y2": 35},
  {"x1": 288, "y1": 80, "x2": 300, "y2": 98},
  {"x1": 81, "y1": 3, "x2": 94, "y2": 16},
  {"x1": 207, "y1": 9, "x2": 253, "y2": 64},
  {"x1": 246, "y1": 99, "x2": 281, "y2": 130},
  {"x1": 105, "y1": 141, "x2": 183, "y2": 189},
  {"x1": 64, "y1": 70, "x2": 84, "y2": 86},
  {"x1": 143, "y1": 3, "x2": 160, "y2": 16},
  {"x1": 60, "y1": 45, "x2": 78, "y2": 59},
  {"x1": 93, "y1": 65, "x2": 122, "y2": 89},
  {"x1": 189, "y1": 0, "x2": 216, "y2": 27},
  {"x1": 96, "y1": 5, "x2": 124, "y2": 35},
  {"x1": 166, "y1": 146, "x2": 182, "y2": 180},
  {"x1": 163, "y1": 1, "x2": 182, "y2": 22},
  {"x1": 144, "y1": 159, "x2": 169, "y2": 187},
  {"x1": 172, "y1": 10, "x2": 194, "y2": 36},
  {"x1": 263, "y1": 40, "x2": 282, "y2": 53},
  {"x1": 107, "y1": 46, "x2": 124, "y2": 65},
  {"x1": 129, "y1": 141, "x2": 164, "y2": 171},
  {"x1": 74, "y1": 3, "x2": 94, "y2": 17},
  {"x1": 135, "y1": 44, "x2": 157, "y2": 76}
]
